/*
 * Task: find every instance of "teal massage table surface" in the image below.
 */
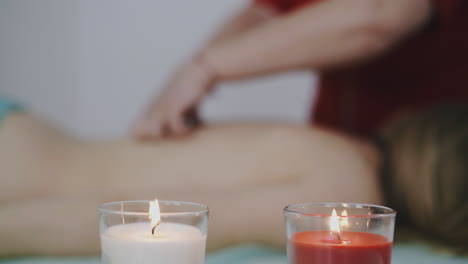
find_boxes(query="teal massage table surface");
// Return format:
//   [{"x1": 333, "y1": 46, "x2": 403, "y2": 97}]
[{"x1": 1, "y1": 244, "x2": 467, "y2": 264}]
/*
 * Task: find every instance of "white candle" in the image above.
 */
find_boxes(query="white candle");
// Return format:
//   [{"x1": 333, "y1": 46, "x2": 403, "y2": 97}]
[{"x1": 101, "y1": 222, "x2": 206, "y2": 264}]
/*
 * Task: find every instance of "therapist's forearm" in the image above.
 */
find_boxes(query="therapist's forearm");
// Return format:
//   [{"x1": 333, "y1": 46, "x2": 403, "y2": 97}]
[
  {"x1": 199, "y1": 3, "x2": 277, "y2": 53},
  {"x1": 202, "y1": 0, "x2": 431, "y2": 80}
]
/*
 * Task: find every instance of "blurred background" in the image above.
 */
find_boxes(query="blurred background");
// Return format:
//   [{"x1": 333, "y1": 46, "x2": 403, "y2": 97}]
[{"x1": 0, "y1": 0, "x2": 316, "y2": 139}]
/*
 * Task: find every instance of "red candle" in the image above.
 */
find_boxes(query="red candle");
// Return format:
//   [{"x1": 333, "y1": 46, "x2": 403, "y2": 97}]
[{"x1": 288, "y1": 231, "x2": 392, "y2": 264}]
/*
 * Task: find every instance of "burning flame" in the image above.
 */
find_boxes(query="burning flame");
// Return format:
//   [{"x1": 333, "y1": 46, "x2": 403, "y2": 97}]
[
  {"x1": 341, "y1": 209, "x2": 349, "y2": 228},
  {"x1": 330, "y1": 209, "x2": 350, "y2": 235},
  {"x1": 330, "y1": 209, "x2": 341, "y2": 235},
  {"x1": 149, "y1": 199, "x2": 161, "y2": 234}
]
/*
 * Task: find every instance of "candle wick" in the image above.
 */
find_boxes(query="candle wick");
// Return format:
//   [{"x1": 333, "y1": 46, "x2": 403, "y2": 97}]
[
  {"x1": 330, "y1": 232, "x2": 342, "y2": 241},
  {"x1": 152, "y1": 221, "x2": 161, "y2": 235}
]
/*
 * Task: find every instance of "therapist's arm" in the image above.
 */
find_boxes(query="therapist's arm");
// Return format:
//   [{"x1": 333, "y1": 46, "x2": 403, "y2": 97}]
[
  {"x1": 204, "y1": 0, "x2": 432, "y2": 79},
  {"x1": 135, "y1": 0, "x2": 432, "y2": 137},
  {"x1": 134, "y1": 3, "x2": 277, "y2": 137},
  {"x1": 200, "y1": 3, "x2": 278, "y2": 52}
]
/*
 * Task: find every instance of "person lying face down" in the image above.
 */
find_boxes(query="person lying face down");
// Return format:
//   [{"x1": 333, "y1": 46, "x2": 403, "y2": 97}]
[{"x1": 0, "y1": 100, "x2": 466, "y2": 256}]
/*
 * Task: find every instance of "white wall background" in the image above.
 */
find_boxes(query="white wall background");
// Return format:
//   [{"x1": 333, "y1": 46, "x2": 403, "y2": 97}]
[{"x1": 0, "y1": 0, "x2": 316, "y2": 139}]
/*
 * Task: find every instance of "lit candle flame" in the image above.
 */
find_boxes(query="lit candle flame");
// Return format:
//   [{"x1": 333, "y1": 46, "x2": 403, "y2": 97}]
[
  {"x1": 341, "y1": 209, "x2": 349, "y2": 228},
  {"x1": 330, "y1": 209, "x2": 341, "y2": 235},
  {"x1": 149, "y1": 199, "x2": 161, "y2": 235}
]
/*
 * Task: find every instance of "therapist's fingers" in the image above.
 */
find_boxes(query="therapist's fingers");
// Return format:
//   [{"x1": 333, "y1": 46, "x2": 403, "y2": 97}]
[
  {"x1": 167, "y1": 113, "x2": 189, "y2": 136},
  {"x1": 134, "y1": 60, "x2": 215, "y2": 139},
  {"x1": 166, "y1": 106, "x2": 201, "y2": 136},
  {"x1": 133, "y1": 110, "x2": 164, "y2": 139},
  {"x1": 185, "y1": 108, "x2": 202, "y2": 129},
  {"x1": 135, "y1": 104, "x2": 197, "y2": 138}
]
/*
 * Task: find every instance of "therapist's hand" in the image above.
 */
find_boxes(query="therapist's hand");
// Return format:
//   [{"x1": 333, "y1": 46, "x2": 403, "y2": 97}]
[{"x1": 133, "y1": 59, "x2": 217, "y2": 138}]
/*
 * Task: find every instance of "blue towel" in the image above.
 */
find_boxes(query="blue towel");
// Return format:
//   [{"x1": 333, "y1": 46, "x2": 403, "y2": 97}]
[
  {"x1": 1, "y1": 244, "x2": 467, "y2": 264},
  {"x1": 0, "y1": 98, "x2": 22, "y2": 124}
]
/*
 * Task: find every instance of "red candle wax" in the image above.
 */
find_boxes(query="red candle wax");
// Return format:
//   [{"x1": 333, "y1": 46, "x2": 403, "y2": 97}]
[{"x1": 288, "y1": 231, "x2": 392, "y2": 264}]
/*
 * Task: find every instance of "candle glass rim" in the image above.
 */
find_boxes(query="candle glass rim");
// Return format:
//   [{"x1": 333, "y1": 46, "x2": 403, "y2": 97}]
[
  {"x1": 99, "y1": 200, "x2": 209, "y2": 216},
  {"x1": 284, "y1": 202, "x2": 396, "y2": 219}
]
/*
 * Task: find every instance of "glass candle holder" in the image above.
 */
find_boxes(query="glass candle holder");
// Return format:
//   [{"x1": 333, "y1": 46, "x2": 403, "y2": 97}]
[
  {"x1": 285, "y1": 203, "x2": 396, "y2": 264},
  {"x1": 99, "y1": 200, "x2": 209, "y2": 264}
]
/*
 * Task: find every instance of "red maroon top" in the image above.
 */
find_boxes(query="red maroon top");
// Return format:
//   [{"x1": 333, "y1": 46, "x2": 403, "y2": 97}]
[{"x1": 255, "y1": 0, "x2": 468, "y2": 138}]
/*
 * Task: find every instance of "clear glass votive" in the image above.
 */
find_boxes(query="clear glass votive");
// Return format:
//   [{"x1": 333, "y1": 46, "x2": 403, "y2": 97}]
[
  {"x1": 99, "y1": 200, "x2": 209, "y2": 264},
  {"x1": 285, "y1": 202, "x2": 396, "y2": 264}
]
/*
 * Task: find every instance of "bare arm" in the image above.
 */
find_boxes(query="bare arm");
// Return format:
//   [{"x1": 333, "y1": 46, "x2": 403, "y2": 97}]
[
  {"x1": 204, "y1": 0, "x2": 432, "y2": 79},
  {"x1": 200, "y1": 3, "x2": 277, "y2": 52},
  {"x1": 133, "y1": 3, "x2": 276, "y2": 137},
  {"x1": 134, "y1": 0, "x2": 432, "y2": 137},
  {"x1": 0, "y1": 113, "x2": 381, "y2": 255}
]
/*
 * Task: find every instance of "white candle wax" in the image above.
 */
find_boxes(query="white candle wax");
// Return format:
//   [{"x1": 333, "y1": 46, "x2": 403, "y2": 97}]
[{"x1": 101, "y1": 222, "x2": 206, "y2": 264}]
